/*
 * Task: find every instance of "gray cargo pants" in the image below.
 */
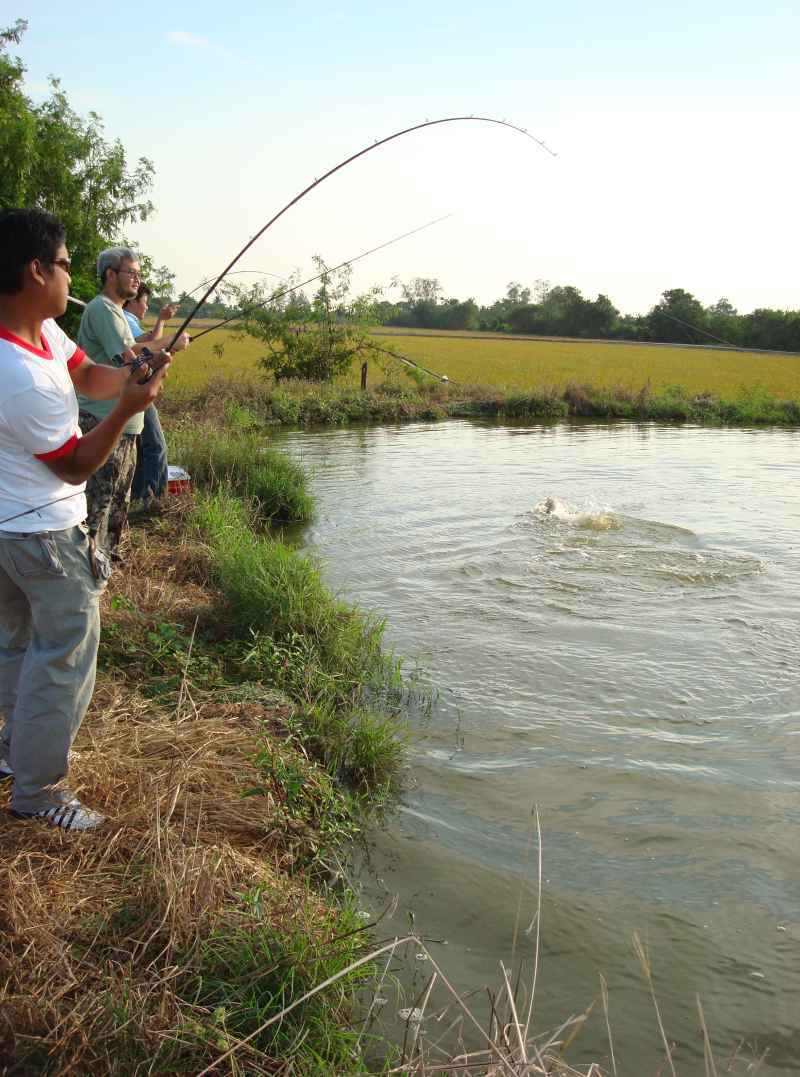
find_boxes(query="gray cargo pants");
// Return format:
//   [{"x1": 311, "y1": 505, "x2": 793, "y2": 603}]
[{"x1": 0, "y1": 525, "x2": 109, "y2": 813}]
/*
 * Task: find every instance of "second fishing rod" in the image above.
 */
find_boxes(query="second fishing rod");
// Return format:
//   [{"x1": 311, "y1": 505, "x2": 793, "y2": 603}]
[{"x1": 69, "y1": 214, "x2": 455, "y2": 389}]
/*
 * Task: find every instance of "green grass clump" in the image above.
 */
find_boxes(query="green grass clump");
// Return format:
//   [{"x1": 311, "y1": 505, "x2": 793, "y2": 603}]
[
  {"x1": 191, "y1": 491, "x2": 404, "y2": 794},
  {"x1": 260, "y1": 379, "x2": 444, "y2": 425},
  {"x1": 179, "y1": 890, "x2": 375, "y2": 1074},
  {"x1": 166, "y1": 422, "x2": 314, "y2": 522}
]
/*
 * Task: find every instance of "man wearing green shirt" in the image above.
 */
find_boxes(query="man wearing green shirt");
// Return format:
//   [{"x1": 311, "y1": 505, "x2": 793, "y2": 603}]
[{"x1": 78, "y1": 247, "x2": 188, "y2": 560}]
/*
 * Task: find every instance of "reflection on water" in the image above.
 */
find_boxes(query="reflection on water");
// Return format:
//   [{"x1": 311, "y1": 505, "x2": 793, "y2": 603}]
[{"x1": 281, "y1": 420, "x2": 800, "y2": 1074}]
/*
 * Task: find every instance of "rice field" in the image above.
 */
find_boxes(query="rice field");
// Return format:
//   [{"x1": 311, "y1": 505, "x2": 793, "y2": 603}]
[{"x1": 164, "y1": 324, "x2": 800, "y2": 399}]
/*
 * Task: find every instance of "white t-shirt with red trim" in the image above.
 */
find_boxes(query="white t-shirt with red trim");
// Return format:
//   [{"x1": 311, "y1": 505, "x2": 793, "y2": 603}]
[{"x1": 0, "y1": 318, "x2": 87, "y2": 533}]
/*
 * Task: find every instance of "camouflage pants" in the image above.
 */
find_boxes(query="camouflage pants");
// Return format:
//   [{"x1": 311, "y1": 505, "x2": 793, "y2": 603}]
[{"x1": 78, "y1": 411, "x2": 138, "y2": 561}]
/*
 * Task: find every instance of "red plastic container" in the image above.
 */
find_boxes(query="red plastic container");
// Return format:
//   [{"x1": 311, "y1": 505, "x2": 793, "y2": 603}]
[{"x1": 167, "y1": 465, "x2": 191, "y2": 495}]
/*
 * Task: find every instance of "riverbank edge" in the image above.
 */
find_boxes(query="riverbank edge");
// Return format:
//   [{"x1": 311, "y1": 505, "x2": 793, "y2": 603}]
[
  {"x1": 0, "y1": 455, "x2": 407, "y2": 1072},
  {"x1": 163, "y1": 374, "x2": 800, "y2": 428}
]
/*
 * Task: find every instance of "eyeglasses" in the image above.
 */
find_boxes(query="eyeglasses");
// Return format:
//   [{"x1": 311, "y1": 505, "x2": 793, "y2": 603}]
[
  {"x1": 51, "y1": 258, "x2": 72, "y2": 273},
  {"x1": 116, "y1": 268, "x2": 141, "y2": 280}
]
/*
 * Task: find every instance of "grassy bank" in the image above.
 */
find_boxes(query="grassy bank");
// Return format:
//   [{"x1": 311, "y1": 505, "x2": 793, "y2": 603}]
[
  {"x1": 162, "y1": 370, "x2": 800, "y2": 428},
  {"x1": 0, "y1": 428, "x2": 407, "y2": 1072},
  {"x1": 188, "y1": 490, "x2": 405, "y2": 793}
]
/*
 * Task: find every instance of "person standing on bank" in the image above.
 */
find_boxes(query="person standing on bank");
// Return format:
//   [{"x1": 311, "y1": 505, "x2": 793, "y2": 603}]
[
  {"x1": 123, "y1": 283, "x2": 177, "y2": 503},
  {"x1": 0, "y1": 208, "x2": 170, "y2": 830},
  {"x1": 77, "y1": 248, "x2": 188, "y2": 561}
]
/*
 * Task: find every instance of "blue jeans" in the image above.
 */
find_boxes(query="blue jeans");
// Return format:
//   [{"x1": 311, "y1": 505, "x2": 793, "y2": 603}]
[{"x1": 132, "y1": 404, "x2": 168, "y2": 501}]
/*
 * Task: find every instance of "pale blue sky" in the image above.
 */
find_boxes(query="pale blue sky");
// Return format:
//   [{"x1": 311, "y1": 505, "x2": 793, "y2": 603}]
[{"x1": 14, "y1": 1, "x2": 800, "y2": 313}]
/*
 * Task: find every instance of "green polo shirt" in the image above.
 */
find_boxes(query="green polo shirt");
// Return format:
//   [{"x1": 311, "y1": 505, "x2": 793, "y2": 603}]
[{"x1": 77, "y1": 294, "x2": 144, "y2": 435}]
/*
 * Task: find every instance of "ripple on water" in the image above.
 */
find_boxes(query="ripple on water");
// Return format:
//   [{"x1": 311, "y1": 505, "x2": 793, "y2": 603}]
[{"x1": 522, "y1": 500, "x2": 766, "y2": 592}]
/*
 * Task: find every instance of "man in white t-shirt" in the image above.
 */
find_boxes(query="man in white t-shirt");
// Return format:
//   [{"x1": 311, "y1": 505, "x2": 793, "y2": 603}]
[{"x1": 0, "y1": 208, "x2": 170, "y2": 831}]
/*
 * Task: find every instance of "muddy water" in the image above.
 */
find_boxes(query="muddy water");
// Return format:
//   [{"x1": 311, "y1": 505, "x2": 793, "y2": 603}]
[{"x1": 283, "y1": 420, "x2": 800, "y2": 1075}]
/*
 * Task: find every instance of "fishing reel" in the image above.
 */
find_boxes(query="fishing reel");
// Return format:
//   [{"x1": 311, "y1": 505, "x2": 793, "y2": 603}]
[{"x1": 112, "y1": 346, "x2": 158, "y2": 384}]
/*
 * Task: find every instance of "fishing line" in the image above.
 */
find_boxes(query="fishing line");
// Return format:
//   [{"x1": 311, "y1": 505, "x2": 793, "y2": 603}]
[
  {"x1": 70, "y1": 287, "x2": 740, "y2": 353},
  {"x1": 67, "y1": 273, "x2": 286, "y2": 312},
  {"x1": 652, "y1": 308, "x2": 737, "y2": 349},
  {"x1": 43, "y1": 221, "x2": 450, "y2": 526},
  {"x1": 183, "y1": 267, "x2": 286, "y2": 300},
  {"x1": 9, "y1": 220, "x2": 451, "y2": 525},
  {"x1": 371, "y1": 343, "x2": 450, "y2": 384},
  {"x1": 189, "y1": 212, "x2": 453, "y2": 342},
  {"x1": 0, "y1": 491, "x2": 86, "y2": 528},
  {"x1": 68, "y1": 272, "x2": 285, "y2": 317},
  {"x1": 166, "y1": 115, "x2": 556, "y2": 350}
]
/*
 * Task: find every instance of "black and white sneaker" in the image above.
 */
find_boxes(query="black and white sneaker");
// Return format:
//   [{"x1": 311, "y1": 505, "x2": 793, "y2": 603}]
[{"x1": 11, "y1": 799, "x2": 105, "y2": 831}]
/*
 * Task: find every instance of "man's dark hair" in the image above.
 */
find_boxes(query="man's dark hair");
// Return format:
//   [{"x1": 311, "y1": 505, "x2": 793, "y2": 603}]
[
  {"x1": 123, "y1": 282, "x2": 152, "y2": 309},
  {"x1": 0, "y1": 208, "x2": 66, "y2": 295}
]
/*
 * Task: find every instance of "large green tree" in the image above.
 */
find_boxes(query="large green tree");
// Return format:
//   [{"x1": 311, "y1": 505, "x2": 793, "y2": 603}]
[
  {"x1": 646, "y1": 288, "x2": 709, "y2": 344},
  {"x1": 0, "y1": 19, "x2": 158, "y2": 324}
]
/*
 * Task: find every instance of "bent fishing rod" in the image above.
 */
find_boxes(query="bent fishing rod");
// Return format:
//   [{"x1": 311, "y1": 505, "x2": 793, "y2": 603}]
[
  {"x1": 189, "y1": 212, "x2": 453, "y2": 342},
  {"x1": 166, "y1": 115, "x2": 556, "y2": 350},
  {"x1": 68, "y1": 213, "x2": 452, "y2": 384}
]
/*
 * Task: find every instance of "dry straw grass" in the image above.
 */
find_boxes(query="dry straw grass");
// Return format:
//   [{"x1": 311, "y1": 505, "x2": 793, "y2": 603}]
[{"x1": 0, "y1": 683, "x2": 316, "y2": 1073}]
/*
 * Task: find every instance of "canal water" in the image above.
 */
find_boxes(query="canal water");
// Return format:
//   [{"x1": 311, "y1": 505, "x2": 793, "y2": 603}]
[{"x1": 282, "y1": 420, "x2": 800, "y2": 1074}]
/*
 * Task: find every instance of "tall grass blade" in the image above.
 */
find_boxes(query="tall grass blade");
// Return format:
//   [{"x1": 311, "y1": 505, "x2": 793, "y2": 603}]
[
  {"x1": 600, "y1": 973, "x2": 618, "y2": 1077},
  {"x1": 633, "y1": 931, "x2": 677, "y2": 1077}
]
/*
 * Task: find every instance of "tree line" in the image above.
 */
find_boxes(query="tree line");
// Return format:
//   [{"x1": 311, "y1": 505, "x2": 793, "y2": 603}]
[{"x1": 376, "y1": 279, "x2": 800, "y2": 353}]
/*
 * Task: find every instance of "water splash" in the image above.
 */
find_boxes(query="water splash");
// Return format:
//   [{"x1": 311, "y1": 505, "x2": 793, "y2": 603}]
[{"x1": 534, "y1": 495, "x2": 622, "y2": 532}]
